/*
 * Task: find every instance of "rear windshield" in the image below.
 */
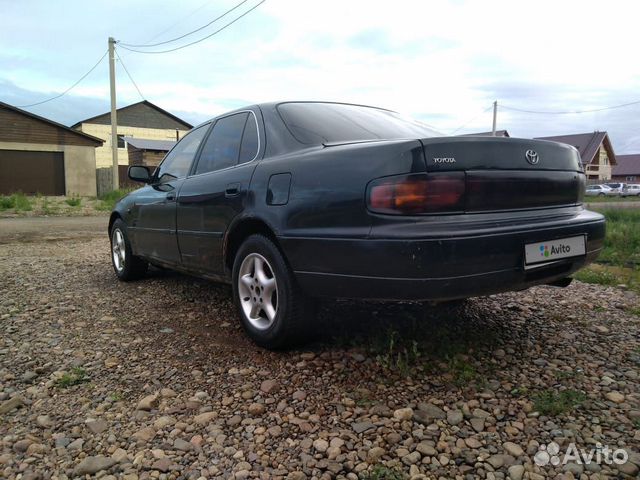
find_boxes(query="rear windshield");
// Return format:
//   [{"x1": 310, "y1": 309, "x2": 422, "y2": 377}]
[{"x1": 277, "y1": 102, "x2": 442, "y2": 145}]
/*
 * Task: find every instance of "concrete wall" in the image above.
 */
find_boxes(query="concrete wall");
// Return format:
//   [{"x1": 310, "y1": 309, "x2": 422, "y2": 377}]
[
  {"x1": 79, "y1": 123, "x2": 187, "y2": 168},
  {"x1": 0, "y1": 141, "x2": 97, "y2": 196}
]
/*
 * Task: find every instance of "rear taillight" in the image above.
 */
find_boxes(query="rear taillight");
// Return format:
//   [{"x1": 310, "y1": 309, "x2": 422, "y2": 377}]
[{"x1": 367, "y1": 173, "x2": 465, "y2": 214}]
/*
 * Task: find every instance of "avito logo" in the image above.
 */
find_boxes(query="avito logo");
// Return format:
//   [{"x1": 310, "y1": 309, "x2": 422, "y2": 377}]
[{"x1": 540, "y1": 243, "x2": 571, "y2": 258}]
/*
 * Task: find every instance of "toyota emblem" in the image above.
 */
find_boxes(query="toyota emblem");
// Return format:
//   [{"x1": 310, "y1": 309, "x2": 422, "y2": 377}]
[{"x1": 525, "y1": 149, "x2": 539, "y2": 165}]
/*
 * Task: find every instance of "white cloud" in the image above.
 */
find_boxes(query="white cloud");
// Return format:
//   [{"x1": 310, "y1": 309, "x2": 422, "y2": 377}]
[{"x1": 2, "y1": 0, "x2": 640, "y2": 150}]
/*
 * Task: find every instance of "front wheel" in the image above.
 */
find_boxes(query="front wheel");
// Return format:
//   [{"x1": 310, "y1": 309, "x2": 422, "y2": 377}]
[
  {"x1": 110, "y1": 219, "x2": 148, "y2": 281},
  {"x1": 232, "y1": 235, "x2": 314, "y2": 349}
]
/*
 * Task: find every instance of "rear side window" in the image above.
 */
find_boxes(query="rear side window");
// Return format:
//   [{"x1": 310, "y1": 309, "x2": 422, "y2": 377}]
[
  {"x1": 239, "y1": 115, "x2": 259, "y2": 163},
  {"x1": 277, "y1": 102, "x2": 442, "y2": 145},
  {"x1": 195, "y1": 112, "x2": 260, "y2": 174}
]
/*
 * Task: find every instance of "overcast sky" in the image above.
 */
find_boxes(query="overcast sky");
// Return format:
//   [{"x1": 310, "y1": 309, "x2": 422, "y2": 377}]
[{"x1": 2, "y1": 0, "x2": 639, "y2": 152}]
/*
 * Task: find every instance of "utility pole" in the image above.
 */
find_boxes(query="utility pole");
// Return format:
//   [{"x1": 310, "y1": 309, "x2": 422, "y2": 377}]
[
  {"x1": 108, "y1": 37, "x2": 119, "y2": 190},
  {"x1": 491, "y1": 100, "x2": 497, "y2": 136}
]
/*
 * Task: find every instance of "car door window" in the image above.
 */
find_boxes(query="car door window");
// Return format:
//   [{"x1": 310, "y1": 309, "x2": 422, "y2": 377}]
[
  {"x1": 155, "y1": 125, "x2": 209, "y2": 183},
  {"x1": 195, "y1": 113, "x2": 248, "y2": 175}
]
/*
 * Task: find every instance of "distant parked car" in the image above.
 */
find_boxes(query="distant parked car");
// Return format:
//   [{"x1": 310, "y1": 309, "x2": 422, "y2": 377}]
[
  {"x1": 585, "y1": 184, "x2": 613, "y2": 196},
  {"x1": 622, "y1": 184, "x2": 640, "y2": 197},
  {"x1": 108, "y1": 101, "x2": 605, "y2": 348},
  {"x1": 605, "y1": 182, "x2": 626, "y2": 196}
]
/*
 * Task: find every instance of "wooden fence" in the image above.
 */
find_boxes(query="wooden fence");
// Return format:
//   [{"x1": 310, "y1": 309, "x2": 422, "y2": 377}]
[{"x1": 96, "y1": 166, "x2": 138, "y2": 197}]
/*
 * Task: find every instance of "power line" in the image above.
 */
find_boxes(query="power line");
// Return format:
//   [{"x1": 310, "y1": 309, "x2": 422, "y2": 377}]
[
  {"x1": 139, "y1": 0, "x2": 214, "y2": 45},
  {"x1": 449, "y1": 105, "x2": 494, "y2": 134},
  {"x1": 118, "y1": 0, "x2": 266, "y2": 55},
  {"x1": 120, "y1": 0, "x2": 250, "y2": 48},
  {"x1": 500, "y1": 99, "x2": 640, "y2": 115},
  {"x1": 115, "y1": 48, "x2": 145, "y2": 101},
  {"x1": 15, "y1": 50, "x2": 108, "y2": 108}
]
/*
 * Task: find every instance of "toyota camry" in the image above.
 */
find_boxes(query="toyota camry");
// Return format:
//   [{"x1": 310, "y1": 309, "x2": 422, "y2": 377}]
[{"x1": 109, "y1": 101, "x2": 605, "y2": 348}]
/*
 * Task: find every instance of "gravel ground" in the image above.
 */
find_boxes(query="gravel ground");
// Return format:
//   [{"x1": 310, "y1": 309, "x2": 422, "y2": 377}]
[{"x1": 1, "y1": 229, "x2": 639, "y2": 480}]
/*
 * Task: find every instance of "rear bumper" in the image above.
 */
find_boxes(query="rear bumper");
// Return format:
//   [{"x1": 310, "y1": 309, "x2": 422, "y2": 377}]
[{"x1": 279, "y1": 208, "x2": 605, "y2": 301}]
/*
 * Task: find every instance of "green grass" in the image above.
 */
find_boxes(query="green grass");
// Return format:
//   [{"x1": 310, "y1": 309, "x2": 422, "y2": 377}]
[
  {"x1": 532, "y1": 389, "x2": 586, "y2": 416},
  {"x1": 449, "y1": 356, "x2": 478, "y2": 387},
  {"x1": 55, "y1": 367, "x2": 89, "y2": 388},
  {"x1": 96, "y1": 188, "x2": 133, "y2": 211},
  {"x1": 574, "y1": 267, "x2": 620, "y2": 287},
  {"x1": 64, "y1": 195, "x2": 82, "y2": 207},
  {"x1": 587, "y1": 195, "x2": 640, "y2": 203},
  {"x1": 574, "y1": 209, "x2": 640, "y2": 292},
  {"x1": 362, "y1": 465, "x2": 406, "y2": 480},
  {"x1": 0, "y1": 193, "x2": 32, "y2": 212},
  {"x1": 373, "y1": 329, "x2": 420, "y2": 377},
  {"x1": 598, "y1": 209, "x2": 640, "y2": 266}
]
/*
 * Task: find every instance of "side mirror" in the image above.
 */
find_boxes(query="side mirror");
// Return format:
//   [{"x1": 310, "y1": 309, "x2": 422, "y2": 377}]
[{"x1": 128, "y1": 165, "x2": 151, "y2": 183}]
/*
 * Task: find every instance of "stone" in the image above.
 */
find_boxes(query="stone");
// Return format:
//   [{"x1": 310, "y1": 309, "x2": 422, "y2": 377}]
[
  {"x1": 67, "y1": 438, "x2": 84, "y2": 451},
  {"x1": 13, "y1": 439, "x2": 32, "y2": 453},
  {"x1": 36, "y1": 415, "x2": 54, "y2": 428},
  {"x1": 151, "y1": 458, "x2": 172, "y2": 473},
  {"x1": 132, "y1": 426, "x2": 156, "y2": 442},
  {"x1": 154, "y1": 415, "x2": 176, "y2": 429},
  {"x1": 416, "y1": 403, "x2": 446, "y2": 420},
  {"x1": 402, "y1": 451, "x2": 421, "y2": 465},
  {"x1": 352, "y1": 421, "x2": 376, "y2": 433},
  {"x1": 260, "y1": 379, "x2": 279, "y2": 394},
  {"x1": 174, "y1": 438, "x2": 193, "y2": 451},
  {"x1": 136, "y1": 393, "x2": 158, "y2": 411},
  {"x1": 393, "y1": 407, "x2": 413, "y2": 421},
  {"x1": 86, "y1": 419, "x2": 108, "y2": 434},
  {"x1": 447, "y1": 409, "x2": 464, "y2": 425},
  {"x1": 605, "y1": 391, "x2": 625, "y2": 403},
  {"x1": 313, "y1": 438, "x2": 329, "y2": 453},
  {"x1": 286, "y1": 472, "x2": 307, "y2": 480},
  {"x1": 193, "y1": 412, "x2": 217, "y2": 425},
  {"x1": 503, "y1": 442, "x2": 525, "y2": 457},
  {"x1": 73, "y1": 456, "x2": 117, "y2": 476},
  {"x1": 465, "y1": 437, "x2": 482, "y2": 449},
  {"x1": 416, "y1": 442, "x2": 437, "y2": 456},
  {"x1": 248, "y1": 403, "x2": 266, "y2": 415},
  {"x1": 508, "y1": 465, "x2": 524, "y2": 480},
  {"x1": 368, "y1": 446, "x2": 385, "y2": 462},
  {"x1": 0, "y1": 396, "x2": 25, "y2": 414},
  {"x1": 470, "y1": 418, "x2": 485, "y2": 432},
  {"x1": 111, "y1": 448, "x2": 129, "y2": 462}
]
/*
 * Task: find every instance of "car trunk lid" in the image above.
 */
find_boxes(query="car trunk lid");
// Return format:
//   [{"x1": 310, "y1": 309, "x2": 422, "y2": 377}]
[{"x1": 419, "y1": 137, "x2": 585, "y2": 212}]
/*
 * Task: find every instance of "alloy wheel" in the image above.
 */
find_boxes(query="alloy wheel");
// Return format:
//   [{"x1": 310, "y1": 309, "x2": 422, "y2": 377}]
[
  {"x1": 237, "y1": 253, "x2": 278, "y2": 330},
  {"x1": 111, "y1": 228, "x2": 126, "y2": 273}
]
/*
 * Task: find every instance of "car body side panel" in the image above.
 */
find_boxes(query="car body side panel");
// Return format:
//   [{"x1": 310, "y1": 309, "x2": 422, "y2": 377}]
[{"x1": 249, "y1": 139, "x2": 426, "y2": 239}]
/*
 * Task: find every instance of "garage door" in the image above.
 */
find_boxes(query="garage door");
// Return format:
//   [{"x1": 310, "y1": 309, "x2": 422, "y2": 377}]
[{"x1": 0, "y1": 150, "x2": 65, "y2": 195}]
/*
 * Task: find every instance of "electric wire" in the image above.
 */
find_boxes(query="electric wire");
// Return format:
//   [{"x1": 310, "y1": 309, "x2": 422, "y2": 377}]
[
  {"x1": 117, "y1": 0, "x2": 266, "y2": 54},
  {"x1": 449, "y1": 105, "x2": 494, "y2": 134},
  {"x1": 15, "y1": 50, "x2": 108, "y2": 108},
  {"x1": 137, "y1": 0, "x2": 214, "y2": 46},
  {"x1": 500, "y1": 100, "x2": 640, "y2": 115},
  {"x1": 119, "y1": 0, "x2": 250, "y2": 48},
  {"x1": 115, "y1": 48, "x2": 145, "y2": 100}
]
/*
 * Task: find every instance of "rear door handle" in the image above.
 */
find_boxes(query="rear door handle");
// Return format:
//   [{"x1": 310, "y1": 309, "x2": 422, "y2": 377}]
[
  {"x1": 225, "y1": 183, "x2": 241, "y2": 197},
  {"x1": 166, "y1": 192, "x2": 176, "y2": 201}
]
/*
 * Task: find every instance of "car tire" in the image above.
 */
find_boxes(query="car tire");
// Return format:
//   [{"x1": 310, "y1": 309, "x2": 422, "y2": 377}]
[
  {"x1": 598, "y1": 192, "x2": 605, "y2": 196},
  {"x1": 232, "y1": 234, "x2": 314, "y2": 349},
  {"x1": 110, "y1": 218, "x2": 148, "y2": 281}
]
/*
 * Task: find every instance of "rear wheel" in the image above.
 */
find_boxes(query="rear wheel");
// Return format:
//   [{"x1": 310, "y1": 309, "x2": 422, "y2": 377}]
[
  {"x1": 110, "y1": 219, "x2": 148, "y2": 281},
  {"x1": 232, "y1": 234, "x2": 313, "y2": 349}
]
